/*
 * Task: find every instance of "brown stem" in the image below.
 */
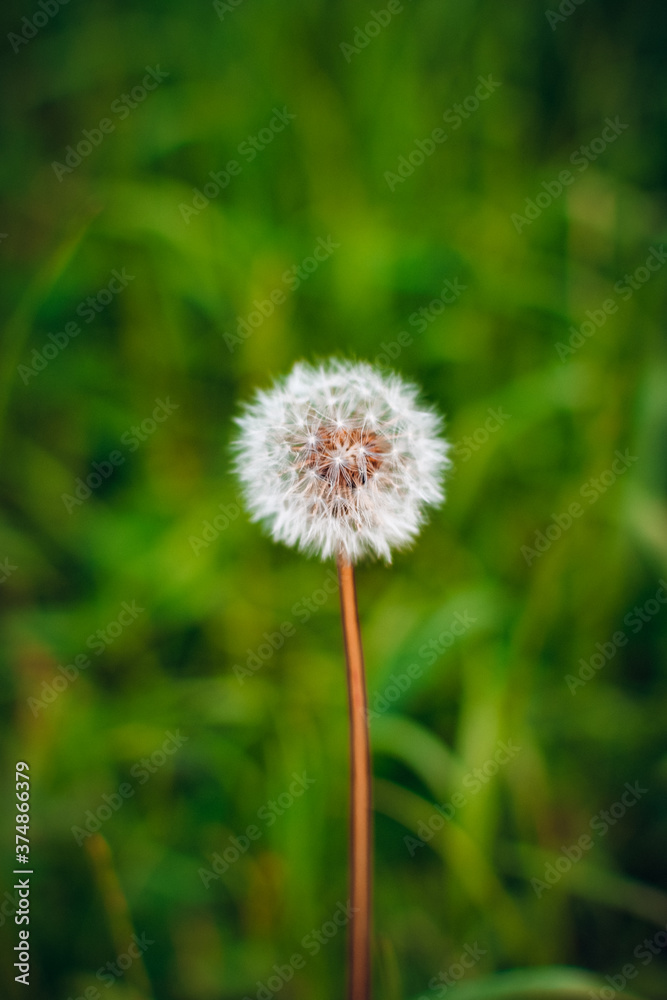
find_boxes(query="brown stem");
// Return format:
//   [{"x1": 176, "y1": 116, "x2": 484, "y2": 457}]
[{"x1": 337, "y1": 552, "x2": 372, "y2": 1000}]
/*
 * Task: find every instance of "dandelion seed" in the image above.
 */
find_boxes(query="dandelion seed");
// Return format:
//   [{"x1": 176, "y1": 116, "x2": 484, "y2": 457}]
[{"x1": 233, "y1": 358, "x2": 451, "y2": 563}]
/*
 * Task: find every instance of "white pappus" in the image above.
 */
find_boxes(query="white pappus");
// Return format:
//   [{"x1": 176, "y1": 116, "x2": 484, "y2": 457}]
[{"x1": 232, "y1": 358, "x2": 451, "y2": 563}]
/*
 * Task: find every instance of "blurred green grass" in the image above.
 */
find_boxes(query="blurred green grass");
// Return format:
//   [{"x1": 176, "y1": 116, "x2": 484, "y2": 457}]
[{"x1": 1, "y1": 0, "x2": 666, "y2": 997}]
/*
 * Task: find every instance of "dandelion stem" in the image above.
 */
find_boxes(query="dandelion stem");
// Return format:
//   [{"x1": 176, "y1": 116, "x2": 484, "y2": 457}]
[{"x1": 337, "y1": 552, "x2": 372, "y2": 1000}]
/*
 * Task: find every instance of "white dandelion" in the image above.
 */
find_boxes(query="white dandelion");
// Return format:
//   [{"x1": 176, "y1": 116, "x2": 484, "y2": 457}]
[
  {"x1": 231, "y1": 357, "x2": 451, "y2": 1000},
  {"x1": 232, "y1": 357, "x2": 450, "y2": 563}
]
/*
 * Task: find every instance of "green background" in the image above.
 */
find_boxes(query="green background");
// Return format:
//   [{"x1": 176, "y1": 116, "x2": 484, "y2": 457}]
[{"x1": 1, "y1": 0, "x2": 666, "y2": 997}]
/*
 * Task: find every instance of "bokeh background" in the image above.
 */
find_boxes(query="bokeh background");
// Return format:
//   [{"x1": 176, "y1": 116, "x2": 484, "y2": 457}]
[{"x1": 1, "y1": 0, "x2": 667, "y2": 997}]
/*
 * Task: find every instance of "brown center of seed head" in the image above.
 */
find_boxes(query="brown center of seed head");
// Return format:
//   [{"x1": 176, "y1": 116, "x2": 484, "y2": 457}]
[{"x1": 296, "y1": 424, "x2": 387, "y2": 493}]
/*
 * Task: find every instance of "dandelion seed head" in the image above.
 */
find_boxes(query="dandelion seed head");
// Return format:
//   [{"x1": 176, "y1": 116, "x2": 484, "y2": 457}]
[{"x1": 232, "y1": 358, "x2": 451, "y2": 562}]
